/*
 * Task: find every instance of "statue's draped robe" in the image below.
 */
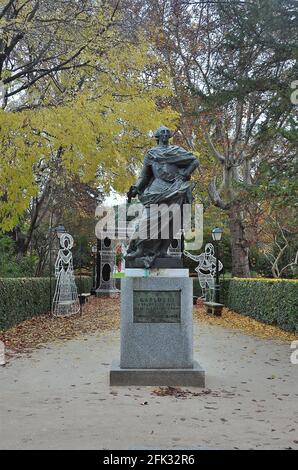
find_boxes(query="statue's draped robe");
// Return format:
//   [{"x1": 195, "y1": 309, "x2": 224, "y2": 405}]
[{"x1": 127, "y1": 144, "x2": 199, "y2": 267}]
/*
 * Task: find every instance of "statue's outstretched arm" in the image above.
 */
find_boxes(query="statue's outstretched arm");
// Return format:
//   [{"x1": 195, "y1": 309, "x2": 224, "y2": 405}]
[
  {"x1": 186, "y1": 157, "x2": 199, "y2": 177},
  {"x1": 176, "y1": 151, "x2": 199, "y2": 179},
  {"x1": 184, "y1": 251, "x2": 202, "y2": 263}
]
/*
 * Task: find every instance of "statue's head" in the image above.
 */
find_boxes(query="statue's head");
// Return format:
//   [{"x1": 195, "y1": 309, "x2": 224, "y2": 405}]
[
  {"x1": 59, "y1": 233, "x2": 74, "y2": 250},
  {"x1": 205, "y1": 243, "x2": 214, "y2": 256},
  {"x1": 154, "y1": 125, "x2": 172, "y2": 145}
]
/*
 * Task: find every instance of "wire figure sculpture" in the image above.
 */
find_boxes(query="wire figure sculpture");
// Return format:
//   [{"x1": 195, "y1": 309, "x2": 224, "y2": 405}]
[
  {"x1": 185, "y1": 243, "x2": 223, "y2": 301},
  {"x1": 52, "y1": 232, "x2": 80, "y2": 317}
]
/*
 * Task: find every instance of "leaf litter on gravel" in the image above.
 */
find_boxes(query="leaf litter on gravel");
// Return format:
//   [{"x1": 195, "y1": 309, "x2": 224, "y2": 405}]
[
  {"x1": 151, "y1": 386, "x2": 235, "y2": 399},
  {"x1": 193, "y1": 305, "x2": 297, "y2": 342},
  {"x1": 0, "y1": 297, "x2": 120, "y2": 355}
]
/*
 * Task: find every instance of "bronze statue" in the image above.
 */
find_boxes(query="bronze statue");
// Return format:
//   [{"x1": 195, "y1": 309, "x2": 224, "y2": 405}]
[{"x1": 125, "y1": 126, "x2": 199, "y2": 268}]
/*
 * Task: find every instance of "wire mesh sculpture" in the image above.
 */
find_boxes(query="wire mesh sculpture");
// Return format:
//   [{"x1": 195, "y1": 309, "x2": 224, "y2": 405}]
[
  {"x1": 52, "y1": 232, "x2": 80, "y2": 316},
  {"x1": 0, "y1": 340, "x2": 5, "y2": 366},
  {"x1": 185, "y1": 243, "x2": 223, "y2": 301}
]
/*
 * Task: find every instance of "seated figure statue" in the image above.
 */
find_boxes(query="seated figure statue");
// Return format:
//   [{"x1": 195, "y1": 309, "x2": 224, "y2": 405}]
[{"x1": 125, "y1": 126, "x2": 199, "y2": 268}]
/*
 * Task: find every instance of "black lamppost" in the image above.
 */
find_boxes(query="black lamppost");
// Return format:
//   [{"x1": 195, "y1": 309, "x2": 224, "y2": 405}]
[
  {"x1": 55, "y1": 224, "x2": 66, "y2": 235},
  {"x1": 91, "y1": 244, "x2": 97, "y2": 294},
  {"x1": 211, "y1": 227, "x2": 223, "y2": 303}
]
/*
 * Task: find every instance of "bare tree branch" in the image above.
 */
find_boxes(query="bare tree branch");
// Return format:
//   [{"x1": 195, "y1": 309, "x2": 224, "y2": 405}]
[
  {"x1": 208, "y1": 177, "x2": 231, "y2": 210},
  {"x1": 204, "y1": 132, "x2": 225, "y2": 163}
]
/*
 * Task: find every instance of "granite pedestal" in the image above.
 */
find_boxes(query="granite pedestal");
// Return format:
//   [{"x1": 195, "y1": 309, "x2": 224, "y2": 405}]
[{"x1": 110, "y1": 269, "x2": 205, "y2": 387}]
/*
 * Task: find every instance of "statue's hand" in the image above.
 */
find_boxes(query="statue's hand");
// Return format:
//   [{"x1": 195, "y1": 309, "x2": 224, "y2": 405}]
[{"x1": 127, "y1": 185, "x2": 138, "y2": 201}]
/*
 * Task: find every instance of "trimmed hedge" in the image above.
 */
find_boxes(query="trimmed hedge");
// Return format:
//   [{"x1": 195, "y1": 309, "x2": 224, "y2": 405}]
[
  {"x1": 0, "y1": 276, "x2": 92, "y2": 331},
  {"x1": 221, "y1": 278, "x2": 298, "y2": 332},
  {"x1": 75, "y1": 276, "x2": 93, "y2": 295}
]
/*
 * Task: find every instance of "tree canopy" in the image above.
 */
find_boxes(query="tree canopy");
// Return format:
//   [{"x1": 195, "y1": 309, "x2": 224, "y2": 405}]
[
  {"x1": 0, "y1": 0, "x2": 178, "y2": 233},
  {"x1": 0, "y1": 0, "x2": 297, "y2": 278}
]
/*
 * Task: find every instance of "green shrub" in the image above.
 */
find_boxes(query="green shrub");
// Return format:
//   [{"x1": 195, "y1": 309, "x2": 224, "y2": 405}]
[
  {"x1": 0, "y1": 276, "x2": 92, "y2": 331},
  {"x1": 221, "y1": 278, "x2": 298, "y2": 332},
  {"x1": 75, "y1": 275, "x2": 93, "y2": 294},
  {"x1": 0, "y1": 236, "x2": 38, "y2": 277}
]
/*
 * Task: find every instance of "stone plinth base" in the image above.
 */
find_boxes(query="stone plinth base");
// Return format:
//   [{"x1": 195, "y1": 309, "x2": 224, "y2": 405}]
[
  {"x1": 96, "y1": 289, "x2": 120, "y2": 298},
  {"x1": 109, "y1": 270, "x2": 206, "y2": 387},
  {"x1": 110, "y1": 360, "x2": 205, "y2": 387},
  {"x1": 120, "y1": 276, "x2": 193, "y2": 369}
]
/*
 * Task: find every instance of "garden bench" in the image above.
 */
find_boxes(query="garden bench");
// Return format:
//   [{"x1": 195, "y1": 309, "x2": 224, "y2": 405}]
[
  {"x1": 204, "y1": 301, "x2": 223, "y2": 317},
  {"x1": 78, "y1": 293, "x2": 91, "y2": 305}
]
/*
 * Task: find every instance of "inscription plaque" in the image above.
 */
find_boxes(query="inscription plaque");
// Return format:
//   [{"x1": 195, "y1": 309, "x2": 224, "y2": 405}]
[{"x1": 133, "y1": 290, "x2": 181, "y2": 323}]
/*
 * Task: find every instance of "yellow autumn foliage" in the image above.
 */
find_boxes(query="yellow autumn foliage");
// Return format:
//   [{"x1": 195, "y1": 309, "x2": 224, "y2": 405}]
[{"x1": 0, "y1": 38, "x2": 178, "y2": 231}]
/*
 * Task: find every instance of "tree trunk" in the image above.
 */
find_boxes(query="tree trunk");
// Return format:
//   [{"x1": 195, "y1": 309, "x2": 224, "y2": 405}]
[
  {"x1": 229, "y1": 205, "x2": 250, "y2": 277},
  {"x1": 10, "y1": 226, "x2": 27, "y2": 258}
]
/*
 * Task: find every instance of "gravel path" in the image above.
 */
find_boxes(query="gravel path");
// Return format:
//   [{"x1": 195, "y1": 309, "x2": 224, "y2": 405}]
[{"x1": 1, "y1": 321, "x2": 297, "y2": 449}]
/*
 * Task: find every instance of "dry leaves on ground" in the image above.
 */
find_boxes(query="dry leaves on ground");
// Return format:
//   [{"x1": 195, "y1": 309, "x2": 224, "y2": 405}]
[
  {"x1": 152, "y1": 386, "x2": 212, "y2": 398},
  {"x1": 0, "y1": 296, "x2": 120, "y2": 354},
  {"x1": 151, "y1": 386, "x2": 235, "y2": 399},
  {"x1": 194, "y1": 304, "x2": 297, "y2": 342},
  {"x1": 1, "y1": 296, "x2": 296, "y2": 358}
]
